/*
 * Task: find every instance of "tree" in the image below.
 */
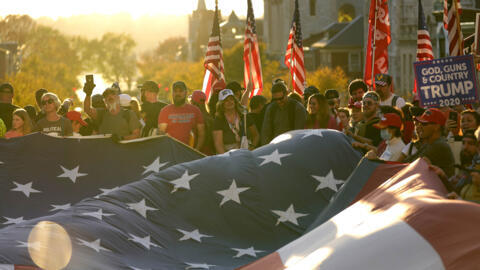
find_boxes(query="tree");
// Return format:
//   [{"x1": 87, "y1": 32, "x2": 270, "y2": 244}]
[
  {"x1": 154, "y1": 36, "x2": 187, "y2": 61},
  {"x1": 306, "y1": 66, "x2": 349, "y2": 103},
  {"x1": 94, "y1": 33, "x2": 137, "y2": 90},
  {"x1": 7, "y1": 25, "x2": 82, "y2": 107},
  {"x1": 0, "y1": 15, "x2": 37, "y2": 49}
]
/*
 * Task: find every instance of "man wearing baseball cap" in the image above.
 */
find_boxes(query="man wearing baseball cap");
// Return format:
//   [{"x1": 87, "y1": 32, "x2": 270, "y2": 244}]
[
  {"x1": 405, "y1": 108, "x2": 455, "y2": 177},
  {"x1": 374, "y1": 73, "x2": 406, "y2": 108},
  {"x1": 140, "y1": 80, "x2": 167, "y2": 137},
  {"x1": 351, "y1": 92, "x2": 382, "y2": 152},
  {"x1": 158, "y1": 81, "x2": 205, "y2": 150}
]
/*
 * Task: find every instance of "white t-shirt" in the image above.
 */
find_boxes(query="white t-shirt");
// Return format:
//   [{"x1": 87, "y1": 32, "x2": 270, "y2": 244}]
[
  {"x1": 380, "y1": 137, "x2": 406, "y2": 161},
  {"x1": 380, "y1": 94, "x2": 406, "y2": 108},
  {"x1": 401, "y1": 142, "x2": 418, "y2": 157}
]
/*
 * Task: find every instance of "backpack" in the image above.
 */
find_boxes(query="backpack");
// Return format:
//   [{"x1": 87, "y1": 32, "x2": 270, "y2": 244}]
[{"x1": 391, "y1": 95, "x2": 399, "y2": 107}]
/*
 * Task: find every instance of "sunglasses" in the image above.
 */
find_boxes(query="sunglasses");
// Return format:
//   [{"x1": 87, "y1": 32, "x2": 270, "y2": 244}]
[
  {"x1": 41, "y1": 99, "x2": 55, "y2": 105},
  {"x1": 419, "y1": 122, "x2": 434, "y2": 126},
  {"x1": 272, "y1": 95, "x2": 285, "y2": 102}
]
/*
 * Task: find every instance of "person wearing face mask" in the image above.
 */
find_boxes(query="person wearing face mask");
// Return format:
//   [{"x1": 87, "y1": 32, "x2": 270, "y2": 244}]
[
  {"x1": 369, "y1": 113, "x2": 405, "y2": 161},
  {"x1": 84, "y1": 86, "x2": 141, "y2": 141}
]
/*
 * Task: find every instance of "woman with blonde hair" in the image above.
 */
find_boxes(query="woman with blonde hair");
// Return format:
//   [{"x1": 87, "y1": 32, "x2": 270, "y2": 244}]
[{"x1": 5, "y1": 108, "x2": 34, "y2": 138}]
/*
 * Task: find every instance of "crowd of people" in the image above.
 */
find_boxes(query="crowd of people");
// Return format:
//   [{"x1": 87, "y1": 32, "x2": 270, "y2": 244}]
[{"x1": 0, "y1": 72, "x2": 479, "y2": 203}]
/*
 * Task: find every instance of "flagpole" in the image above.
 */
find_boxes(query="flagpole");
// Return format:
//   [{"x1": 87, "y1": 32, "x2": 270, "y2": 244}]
[{"x1": 371, "y1": 0, "x2": 378, "y2": 90}]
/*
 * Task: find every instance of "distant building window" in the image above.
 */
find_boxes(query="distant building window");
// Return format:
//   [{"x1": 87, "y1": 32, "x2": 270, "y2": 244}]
[
  {"x1": 338, "y1": 4, "x2": 355, "y2": 22},
  {"x1": 349, "y1": 52, "x2": 361, "y2": 72},
  {"x1": 310, "y1": 0, "x2": 316, "y2": 16}
]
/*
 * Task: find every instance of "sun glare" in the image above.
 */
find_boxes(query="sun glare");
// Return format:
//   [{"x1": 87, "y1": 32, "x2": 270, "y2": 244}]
[
  {"x1": 0, "y1": 0, "x2": 264, "y2": 19},
  {"x1": 28, "y1": 221, "x2": 72, "y2": 270}
]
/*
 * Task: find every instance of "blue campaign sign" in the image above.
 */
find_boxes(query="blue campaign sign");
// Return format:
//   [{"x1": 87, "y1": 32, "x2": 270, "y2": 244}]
[{"x1": 414, "y1": 55, "x2": 479, "y2": 107}]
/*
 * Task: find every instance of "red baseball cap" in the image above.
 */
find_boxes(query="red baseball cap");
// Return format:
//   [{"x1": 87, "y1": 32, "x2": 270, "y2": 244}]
[
  {"x1": 415, "y1": 108, "x2": 447, "y2": 126},
  {"x1": 66, "y1": 111, "x2": 87, "y2": 126},
  {"x1": 191, "y1": 90, "x2": 206, "y2": 104},
  {"x1": 374, "y1": 113, "x2": 402, "y2": 129}
]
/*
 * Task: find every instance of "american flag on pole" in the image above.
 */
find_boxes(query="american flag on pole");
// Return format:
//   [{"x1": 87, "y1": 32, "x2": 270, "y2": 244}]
[
  {"x1": 414, "y1": 0, "x2": 434, "y2": 94},
  {"x1": 243, "y1": 0, "x2": 263, "y2": 97},
  {"x1": 444, "y1": 0, "x2": 463, "y2": 56},
  {"x1": 202, "y1": 0, "x2": 226, "y2": 101},
  {"x1": 284, "y1": 0, "x2": 305, "y2": 95},
  {"x1": 417, "y1": 0, "x2": 434, "y2": 62}
]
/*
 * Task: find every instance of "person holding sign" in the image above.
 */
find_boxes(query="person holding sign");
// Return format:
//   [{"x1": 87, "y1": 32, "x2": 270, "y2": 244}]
[{"x1": 375, "y1": 74, "x2": 406, "y2": 109}]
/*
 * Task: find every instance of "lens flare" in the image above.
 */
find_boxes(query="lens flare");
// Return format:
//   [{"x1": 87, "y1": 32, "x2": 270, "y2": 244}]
[{"x1": 28, "y1": 221, "x2": 72, "y2": 270}]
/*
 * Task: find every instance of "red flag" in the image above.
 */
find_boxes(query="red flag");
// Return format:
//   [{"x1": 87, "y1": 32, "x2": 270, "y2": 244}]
[
  {"x1": 202, "y1": 0, "x2": 226, "y2": 101},
  {"x1": 243, "y1": 0, "x2": 263, "y2": 97},
  {"x1": 284, "y1": 0, "x2": 305, "y2": 95},
  {"x1": 364, "y1": 0, "x2": 391, "y2": 88}
]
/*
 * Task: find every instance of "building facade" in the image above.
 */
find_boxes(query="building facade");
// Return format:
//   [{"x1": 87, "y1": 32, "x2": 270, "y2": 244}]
[
  {"x1": 187, "y1": 0, "x2": 215, "y2": 61},
  {"x1": 263, "y1": 0, "x2": 478, "y2": 96}
]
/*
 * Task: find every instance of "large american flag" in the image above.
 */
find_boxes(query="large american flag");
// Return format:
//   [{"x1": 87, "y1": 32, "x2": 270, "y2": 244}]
[
  {"x1": 0, "y1": 133, "x2": 204, "y2": 229},
  {"x1": 284, "y1": 0, "x2": 305, "y2": 95},
  {"x1": 0, "y1": 130, "x2": 362, "y2": 269},
  {"x1": 444, "y1": 0, "x2": 463, "y2": 56},
  {"x1": 202, "y1": 0, "x2": 226, "y2": 101},
  {"x1": 243, "y1": 0, "x2": 263, "y2": 97},
  {"x1": 241, "y1": 159, "x2": 480, "y2": 269},
  {"x1": 414, "y1": 0, "x2": 434, "y2": 94}
]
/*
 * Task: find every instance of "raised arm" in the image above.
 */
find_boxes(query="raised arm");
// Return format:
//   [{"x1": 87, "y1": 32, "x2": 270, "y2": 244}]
[{"x1": 83, "y1": 83, "x2": 97, "y2": 119}]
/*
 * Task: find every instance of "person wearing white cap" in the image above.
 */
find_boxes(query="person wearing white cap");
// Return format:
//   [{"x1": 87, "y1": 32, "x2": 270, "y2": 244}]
[
  {"x1": 119, "y1": 94, "x2": 132, "y2": 108},
  {"x1": 212, "y1": 89, "x2": 259, "y2": 153}
]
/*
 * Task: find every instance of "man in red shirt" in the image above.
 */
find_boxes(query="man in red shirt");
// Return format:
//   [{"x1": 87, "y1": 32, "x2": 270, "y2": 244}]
[{"x1": 158, "y1": 81, "x2": 205, "y2": 150}]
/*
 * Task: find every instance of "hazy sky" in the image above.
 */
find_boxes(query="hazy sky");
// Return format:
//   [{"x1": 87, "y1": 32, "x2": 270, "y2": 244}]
[{"x1": 0, "y1": 0, "x2": 265, "y2": 19}]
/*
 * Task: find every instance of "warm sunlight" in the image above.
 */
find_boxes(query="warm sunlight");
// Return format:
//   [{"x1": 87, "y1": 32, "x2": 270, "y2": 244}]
[{"x1": 0, "y1": 0, "x2": 264, "y2": 19}]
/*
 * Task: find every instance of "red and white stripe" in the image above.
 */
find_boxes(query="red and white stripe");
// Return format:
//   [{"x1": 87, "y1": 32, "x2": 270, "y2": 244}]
[
  {"x1": 239, "y1": 159, "x2": 480, "y2": 269},
  {"x1": 243, "y1": 0, "x2": 263, "y2": 97},
  {"x1": 445, "y1": 0, "x2": 463, "y2": 56},
  {"x1": 284, "y1": 0, "x2": 305, "y2": 95},
  {"x1": 414, "y1": 0, "x2": 434, "y2": 94},
  {"x1": 284, "y1": 30, "x2": 305, "y2": 95},
  {"x1": 202, "y1": 2, "x2": 226, "y2": 101},
  {"x1": 416, "y1": 32, "x2": 433, "y2": 61},
  {"x1": 202, "y1": 70, "x2": 214, "y2": 102}
]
